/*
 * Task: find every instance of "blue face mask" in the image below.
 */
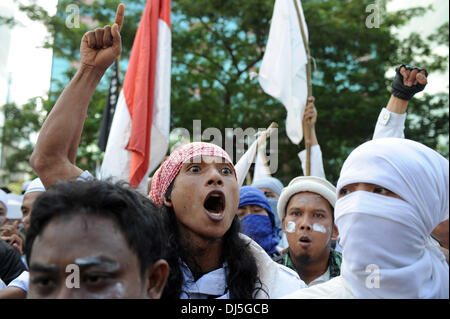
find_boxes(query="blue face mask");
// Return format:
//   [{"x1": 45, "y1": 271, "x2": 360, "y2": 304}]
[{"x1": 240, "y1": 214, "x2": 280, "y2": 256}]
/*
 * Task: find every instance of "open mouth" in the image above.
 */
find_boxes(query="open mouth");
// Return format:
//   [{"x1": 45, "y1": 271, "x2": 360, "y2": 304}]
[
  {"x1": 204, "y1": 190, "x2": 226, "y2": 220},
  {"x1": 299, "y1": 235, "x2": 312, "y2": 245}
]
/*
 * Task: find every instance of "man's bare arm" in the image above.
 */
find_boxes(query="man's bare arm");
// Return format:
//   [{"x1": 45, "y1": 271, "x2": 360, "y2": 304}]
[{"x1": 30, "y1": 4, "x2": 125, "y2": 188}]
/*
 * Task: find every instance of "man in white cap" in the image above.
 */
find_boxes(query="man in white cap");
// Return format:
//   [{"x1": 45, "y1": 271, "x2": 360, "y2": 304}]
[
  {"x1": 275, "y1": 176, "x2": 340, "y2": 286},
  {"x1": 21, "y1": 178, "x2": 46, "y2": 232}
]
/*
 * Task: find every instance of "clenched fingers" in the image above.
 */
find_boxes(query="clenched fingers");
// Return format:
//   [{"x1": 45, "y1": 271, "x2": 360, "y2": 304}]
[
  {"x1": 417, "y1": 70, "x2": 428, "y2": 85},
  {"x1": 103, "y1": 25, "x2": 113, "y2": 47},
  {"x1": 94, "y1": 28, "x2": 105, "y2": 48}
]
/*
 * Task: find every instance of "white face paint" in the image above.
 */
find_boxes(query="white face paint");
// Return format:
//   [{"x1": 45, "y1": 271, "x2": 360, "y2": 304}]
[
  {"x1": 285, "y1": 221, "x2": 296, "y2": 233},
  {"x1": 312, "y1": 223, "x2": 327, "y2": 234}
]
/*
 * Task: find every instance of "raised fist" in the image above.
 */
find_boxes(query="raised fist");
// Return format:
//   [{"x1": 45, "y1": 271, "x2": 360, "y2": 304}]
[
  {"x1": 80, "y1": 3, "x2": 125, "y2": 72},
  {"x1": 391, "y1": 64, "x2": 428, "y2": 101}
]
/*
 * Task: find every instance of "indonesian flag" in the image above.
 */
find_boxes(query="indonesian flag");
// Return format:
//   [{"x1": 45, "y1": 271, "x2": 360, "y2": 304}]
[
  {"x1": 101, "y1": 0, "x2": 171, "y2": 194},
  {"x1": 258, "y1": 0, "x2": 308, "y2": 145}
]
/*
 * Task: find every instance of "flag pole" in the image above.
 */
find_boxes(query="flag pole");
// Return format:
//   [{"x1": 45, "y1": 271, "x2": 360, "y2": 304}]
[
  {"x1": 292, "y1": 0, "x2": 312, "y2": 176},
  {"x1": 257, "y1": 122, "x2": 278, "y2": 150},
  {"x1": 116, "y1": 55, "x2": 121, "y2": 89}
]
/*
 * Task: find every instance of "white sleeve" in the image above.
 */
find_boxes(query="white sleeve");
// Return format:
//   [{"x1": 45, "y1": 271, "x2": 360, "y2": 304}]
[
  {"x1": 298, "y1": 145, "x2": 326, "y2": 179},
  {"x1": 373, "y1": 108, "x2": 406, "y2": 139},
  {"x1": 7, "y1": 271, "x2": 29, "y2": 292},
  {"x1": 77, "y1": 170, "x2": 95, "y2": 182},
  {"x1": 0, "y1": 278, "x2": 7, "y2": 290}
]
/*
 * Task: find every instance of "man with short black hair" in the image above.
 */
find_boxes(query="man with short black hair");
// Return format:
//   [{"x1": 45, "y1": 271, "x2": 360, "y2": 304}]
[{"x1": 25, "y1": 179, "x2": 169, "y2": 299}]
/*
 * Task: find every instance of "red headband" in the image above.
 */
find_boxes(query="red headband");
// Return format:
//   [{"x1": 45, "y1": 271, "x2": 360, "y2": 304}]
[{"x1": 149, "y1": 142, "x2": 235, "y2": 207}]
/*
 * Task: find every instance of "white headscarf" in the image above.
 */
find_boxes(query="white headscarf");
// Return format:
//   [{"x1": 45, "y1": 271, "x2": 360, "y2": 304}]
[{"x1": 335, "y1": 138, "x2": 449, "y2": 299}]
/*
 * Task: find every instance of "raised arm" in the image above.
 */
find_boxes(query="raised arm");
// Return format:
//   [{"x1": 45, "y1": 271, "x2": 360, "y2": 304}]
[
  {"x1": 373, "y1": 64, "x2": 428, "y2": 139},
  {"x1": 30, "y1": 4, "x2": 125, "y2": 188},
  {"x1": 298, "y1": 96, "x2": 326, "y2": 179}
]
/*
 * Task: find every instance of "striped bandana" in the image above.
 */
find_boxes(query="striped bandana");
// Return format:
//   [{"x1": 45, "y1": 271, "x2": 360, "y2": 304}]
[{"x1": 149, "y1": 142, "x2": 235, "y2": 207}]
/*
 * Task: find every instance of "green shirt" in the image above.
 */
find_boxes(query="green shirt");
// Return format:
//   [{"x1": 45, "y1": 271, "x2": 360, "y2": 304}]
[{"x1": 275, "y1": 248, "x2": 342, "y2": 280}]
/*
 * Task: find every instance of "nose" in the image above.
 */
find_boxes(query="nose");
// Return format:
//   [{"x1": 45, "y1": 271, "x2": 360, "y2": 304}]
[
  {"x1": 298, "y1": 215, "x2": 312, "y2": 231},
  {"x1": 206, "y1": 168, "x2": 223, "y2": 186}
]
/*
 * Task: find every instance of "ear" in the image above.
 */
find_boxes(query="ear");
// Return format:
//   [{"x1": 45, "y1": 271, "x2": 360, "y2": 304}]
[
  {"x1": 145, "y1": 259, "x2": 169, "y2": 299},
  {"x1": 163, "y1": 196, "x2": 172, "y2": 208},
  {"x1": 331, "y1": 224, "x2": 339, "y2": 241}
]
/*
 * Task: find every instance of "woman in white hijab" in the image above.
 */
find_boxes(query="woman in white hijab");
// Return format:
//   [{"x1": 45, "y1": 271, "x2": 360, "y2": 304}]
[{"x1": 282, "y1": 137, "x2": 449, "y2": 299}]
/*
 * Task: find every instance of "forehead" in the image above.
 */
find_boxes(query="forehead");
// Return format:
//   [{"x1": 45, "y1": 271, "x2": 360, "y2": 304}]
[
  {"x1": 30, "y1": 214, "x2": 133, "y2": 265},
  {"x1": 183, "y1": 155, "x2": 232, "y2": 165},
  {"x1": 287, "y1": 192, "x2": 332, "y2": 212},
  {"x1": 22, "y1": 191, "x2": 44, "y2": 206}
]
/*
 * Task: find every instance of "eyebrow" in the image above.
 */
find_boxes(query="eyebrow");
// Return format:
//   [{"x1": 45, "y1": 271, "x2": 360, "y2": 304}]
[
  {"x1": 287, "y1": 207, "x2": 329, "y2": 214},
  {"x1": 74, "y1": 256, "x2": 120, "y2": 271},
  {"x1": 29, "y1": 257, "x2": 120, "y2": 274},
  {"x1": 29, "y1": 263, "x2": 59, "y2": 273}
]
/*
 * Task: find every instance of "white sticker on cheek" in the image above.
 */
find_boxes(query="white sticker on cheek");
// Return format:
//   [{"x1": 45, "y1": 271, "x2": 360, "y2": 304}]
[
  {"x1": 312, "y1": 223, "x2": 327, "y2": 233},
  {"x1": 285, "y1": 221, "x2": 296, "y2": 233}
]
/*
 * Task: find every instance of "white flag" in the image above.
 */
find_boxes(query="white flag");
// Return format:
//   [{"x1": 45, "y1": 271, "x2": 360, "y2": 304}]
[
  {"x1": 234, "y1": 137, "x2": 259, "y2": 187},
  {"x1": 253, "y1": 144, "x2": 272, "y2": 182},
  {"x1": 259, "y1": 0, "x2": 308, "y2": 145},
  {"x1": 235, "y1": 125, "x2": 276, "y2": 187}
]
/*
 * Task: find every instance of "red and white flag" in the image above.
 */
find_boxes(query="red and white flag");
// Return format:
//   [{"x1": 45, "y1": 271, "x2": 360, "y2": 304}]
[{"x1": 101, "y1": 0, "x2": 171, "y2": 194}]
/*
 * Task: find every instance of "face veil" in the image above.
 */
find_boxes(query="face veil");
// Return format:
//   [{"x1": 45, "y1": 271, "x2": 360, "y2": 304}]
[{"x1": 335, "y1": 138, "x2": 449, "y2": 299}]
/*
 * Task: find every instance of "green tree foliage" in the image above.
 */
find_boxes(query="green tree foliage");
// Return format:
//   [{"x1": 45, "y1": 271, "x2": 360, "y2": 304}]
[
  {"x1": 0, "y1": 0, "x2": 448, "y2": 185},
  {"x1": 1, "y1": 100, "x2": 43, "y2": 178}
]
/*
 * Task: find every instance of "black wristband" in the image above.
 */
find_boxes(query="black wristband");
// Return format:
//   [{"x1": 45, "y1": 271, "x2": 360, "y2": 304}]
[{"x1": 391, "y1": 64, "x2": 428, "y2": 101}]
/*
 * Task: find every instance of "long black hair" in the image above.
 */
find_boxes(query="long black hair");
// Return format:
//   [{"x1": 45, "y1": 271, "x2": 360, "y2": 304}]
[{"x1": 160, "y1": 183, "x2": 266, "y2": 299}]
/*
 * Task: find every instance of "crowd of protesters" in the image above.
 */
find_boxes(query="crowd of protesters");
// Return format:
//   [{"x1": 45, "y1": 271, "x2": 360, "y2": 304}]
[{"x1": 0, "y1": 3, "x2": 448, "y2": 299}]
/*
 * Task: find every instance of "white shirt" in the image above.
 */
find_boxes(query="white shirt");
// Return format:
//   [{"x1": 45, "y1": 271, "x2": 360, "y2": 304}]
[
  {"x1": 179, "y1": 235, "x2": 307, "y2": 299},
  {"x1": 0, "y1": 278, "x2": 6, "y2": 290},
  {"x1": 180, "y1": 261, "x2": 229, "y2": 299},
  {"x1": 373, "y1": 107, "x2": 406, "y2": 139},
  {"x1": 298, "y1": 145, "x2": 326, "y2": 179},
  {"x1": 281, "y1": 275, "x2": 355, "y2": 299},
  {"x1": 7, "y1": 271, "x2": 29, "y2": 292},
  {"x1": 308, "y1": 266, "x2": 330, "y2": 287}
]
